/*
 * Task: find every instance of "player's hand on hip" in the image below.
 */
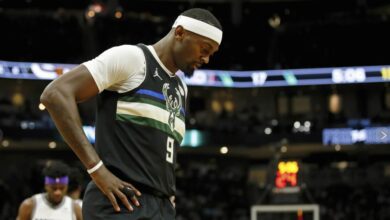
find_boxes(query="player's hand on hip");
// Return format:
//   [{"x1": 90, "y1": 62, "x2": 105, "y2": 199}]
[{"x1": 89, "y1": 165, "x2": 141, "y2": 212}]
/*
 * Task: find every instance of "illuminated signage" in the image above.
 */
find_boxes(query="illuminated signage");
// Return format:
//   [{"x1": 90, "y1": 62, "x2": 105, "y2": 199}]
[
  {"x1": 323, "y1": 127, "x2": 390, "y2": 145},
  {"x1": 181, "y1": 65, "x2": 387, "y2": 87},
  {"x1": 0, "y1": 60, "x2": 74, "y2": 80},
  {"x1": 382, "y1": 68, "x2": 390, "y2": 80},
  {"x1": 275, "y1": 161, "x2": 299, "y2": 189},
  {"x1": 332, "y1": 68, "x2": 366, "y2": 83},
  {"x1": 251, "y1": 71, "x2": 267, "y2": 86},
  {"x1": 1, "y1": 60, "x2": 389, "y2": 88}
]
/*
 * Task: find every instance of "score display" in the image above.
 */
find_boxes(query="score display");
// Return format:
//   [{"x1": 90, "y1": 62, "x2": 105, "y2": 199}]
[
  {"x1": 275, "y1": 161, "x2": 299, "y2": 189},
  {"x1": 185, "y1": 66, "x2": 389, "y2": 87},
  {"x1": 323, "y1": 126, "x2": 390, "y2": 145},
  {"x1": 1, "y1": 60, "x2": 389, "y2": 88}
]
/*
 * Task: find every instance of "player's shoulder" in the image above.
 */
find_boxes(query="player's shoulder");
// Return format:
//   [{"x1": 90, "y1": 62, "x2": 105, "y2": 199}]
[
  {"x1": 72, "y1": 199, "x2": 82, "y2": 209},
  {"x1": 64, "y1": 195, "x2": 75, "y2": 203},
  {"x1": 107, "y1": 44, "x2": 145, "y2": 63},
  {"x1": 19, "y1": 196, "x2": 36, "y2": 210},
  {"x1": 17, "y1": 195, "x2": 39, "y2": 220},
  {"x1": 110, "y1": 44, "x2": 144, "y2": 56}
]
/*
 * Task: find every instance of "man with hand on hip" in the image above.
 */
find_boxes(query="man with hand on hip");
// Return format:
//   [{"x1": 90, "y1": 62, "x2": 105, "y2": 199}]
[{"x1": 41, "y1": 8, "x2": 222, "y2": 220}]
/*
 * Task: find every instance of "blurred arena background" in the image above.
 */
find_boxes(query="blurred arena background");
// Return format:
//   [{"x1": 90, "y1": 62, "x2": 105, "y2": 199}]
[{"x1": 1, "y1": 0, "x2": 390, "y2": 219}]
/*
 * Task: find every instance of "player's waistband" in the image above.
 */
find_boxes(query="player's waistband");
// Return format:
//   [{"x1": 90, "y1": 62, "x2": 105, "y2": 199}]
[{"x1": 105, "y1": 166, "x2": 174, "y2": 198}]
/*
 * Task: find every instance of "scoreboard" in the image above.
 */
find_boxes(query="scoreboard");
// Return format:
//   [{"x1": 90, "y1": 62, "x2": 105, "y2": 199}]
[
  {"x1": 275, "y1": 161, "x2": 299, "y2": 189},
  {"x1": 185, "y1": 66, "x2": 390, "y2": 87},
  {"x1": 1, "y1": 60, "x2": 389, "y2": 88},
  {"x1": 323, "y1": 126, "x2": 390, "y2": 145}
]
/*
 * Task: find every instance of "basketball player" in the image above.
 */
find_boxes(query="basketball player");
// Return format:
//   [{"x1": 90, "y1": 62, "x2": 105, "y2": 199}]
[
  {"x1": 16, "y1": 161, "x2": 82, "y2": 220},
  {"x1": 40, "y1": 8, "x2": 222, "y2": 219}
]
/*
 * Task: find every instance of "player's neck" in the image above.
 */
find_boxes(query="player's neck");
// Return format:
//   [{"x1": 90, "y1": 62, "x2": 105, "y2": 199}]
[
  {"x1": 45, "y1": 193, "x2": 63, "y2": 207},
  {"x1": 152, "y1": 37, "x2": 178, "y2": 74}
]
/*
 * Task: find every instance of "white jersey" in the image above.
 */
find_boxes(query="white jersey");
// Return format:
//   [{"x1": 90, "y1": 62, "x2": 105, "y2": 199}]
[
  {"x1": 31, "y1": 193, "x2": 76, "y2": 220},
  {"x1": 73, "y1": 199, "x2": 82, "y2": 208}
]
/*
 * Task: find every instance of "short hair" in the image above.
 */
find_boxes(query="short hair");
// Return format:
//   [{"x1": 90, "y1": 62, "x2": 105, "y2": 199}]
[
  {"x1": 42, "y1": 160, "x2": 70, "y2": 178},
  {"x1": 180, "y1": 8, "x2": 222, "y2": 31}
]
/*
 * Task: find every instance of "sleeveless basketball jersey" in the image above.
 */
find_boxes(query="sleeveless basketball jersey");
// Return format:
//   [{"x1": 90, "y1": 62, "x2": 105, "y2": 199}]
[
  {"x1": 95, "y1": 44, "x2": 187, "y2": 196},
  {"x1": 31, "y1": 193, "x2": 75, "y2": 220}
]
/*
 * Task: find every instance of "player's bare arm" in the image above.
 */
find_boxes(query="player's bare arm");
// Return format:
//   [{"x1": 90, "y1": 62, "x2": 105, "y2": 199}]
[
  {"x1": 40, "y1": 65, "x2": 141, "y2": 212},
  {"x1": 74, "y1": 201, "x2": 83, "y2": 220},
  {"x1": 16, "y1": 197, "x2": 34, "y2": 220}
]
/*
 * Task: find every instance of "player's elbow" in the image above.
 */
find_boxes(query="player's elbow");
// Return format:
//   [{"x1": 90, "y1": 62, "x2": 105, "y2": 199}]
[
  {"x1": 40, "y1": 84, "x2": 64, "y2": 109},
  {"x1": 40, "y1": 87, "x2": 54, "y2": 108}
]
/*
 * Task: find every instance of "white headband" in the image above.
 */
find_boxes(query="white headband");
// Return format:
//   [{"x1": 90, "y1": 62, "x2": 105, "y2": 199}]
[{"x1": 172, "y1": 15, "x2": 222, "y2": 45}]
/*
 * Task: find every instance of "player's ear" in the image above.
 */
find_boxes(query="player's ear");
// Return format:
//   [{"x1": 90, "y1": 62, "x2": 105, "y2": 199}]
[{"x1": 174, "y1": 26, "x2": 185, "y2": 42}]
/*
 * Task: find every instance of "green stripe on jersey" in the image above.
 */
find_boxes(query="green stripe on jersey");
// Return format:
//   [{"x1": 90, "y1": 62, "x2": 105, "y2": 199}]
[
  {"x1": 118, "y1": 96, "x2": 185, "y2": 120},
  {"x1": 116, "y1": 101, "x2": 185, "y2": 140},
  {"x1": 116, "y1": 114, "x2": 183, "y2": 142}
]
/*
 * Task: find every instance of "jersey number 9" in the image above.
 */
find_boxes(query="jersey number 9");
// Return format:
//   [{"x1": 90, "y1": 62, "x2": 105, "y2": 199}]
[{"x1": 166, "y1": 137, "x2": 174, "y2": 164}]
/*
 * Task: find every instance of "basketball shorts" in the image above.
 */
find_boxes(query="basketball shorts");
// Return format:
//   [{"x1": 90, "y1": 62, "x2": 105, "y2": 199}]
[{"x1": 82, "y1": 181, "x2": 175, "y2": 220}]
